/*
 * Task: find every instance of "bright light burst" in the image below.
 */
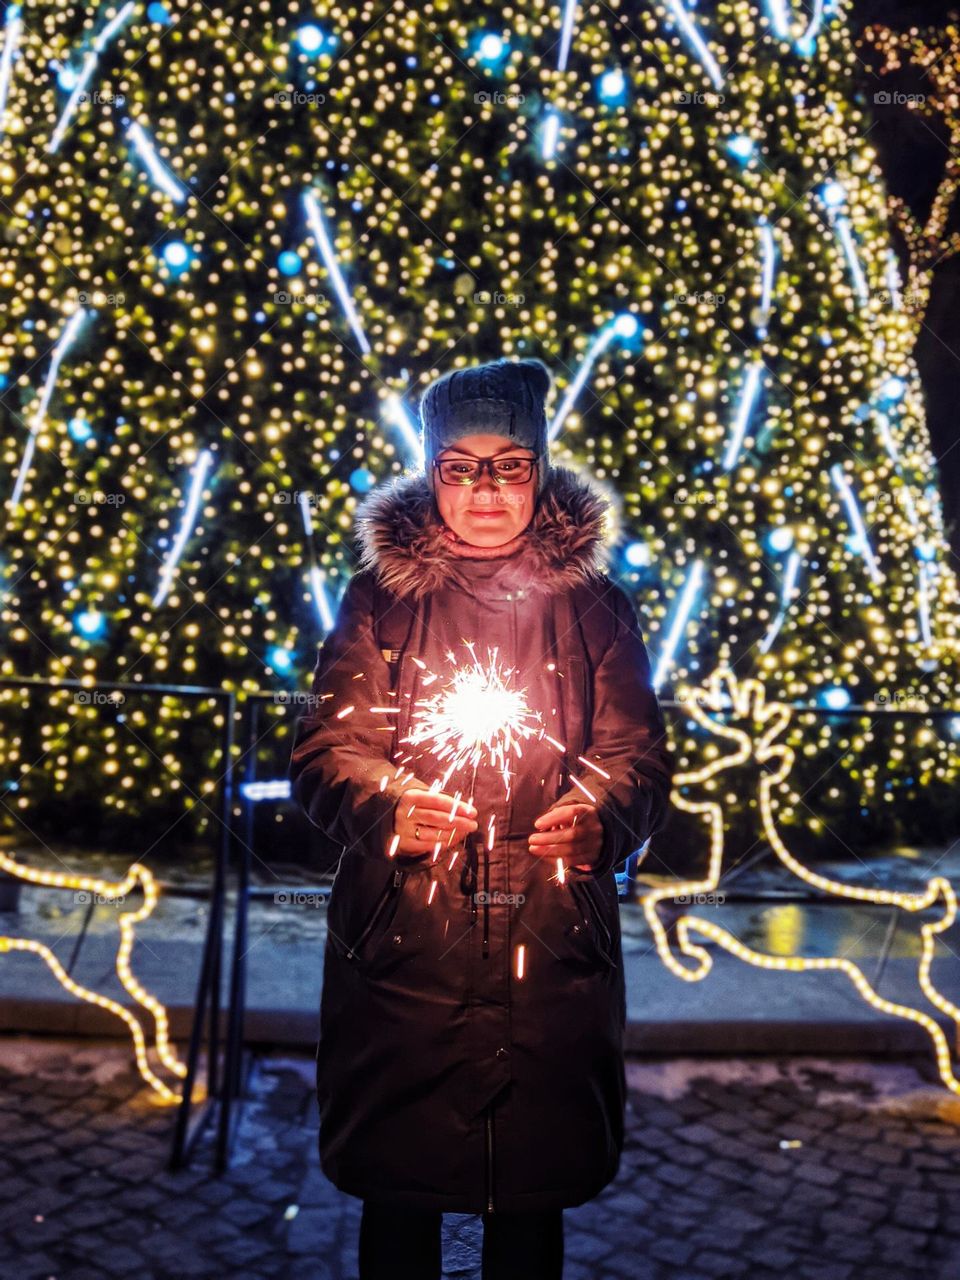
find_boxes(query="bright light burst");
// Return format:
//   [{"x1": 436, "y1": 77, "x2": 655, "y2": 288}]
[{"x1": 401, "y1": 642, "x2": 545, "y2": 797}]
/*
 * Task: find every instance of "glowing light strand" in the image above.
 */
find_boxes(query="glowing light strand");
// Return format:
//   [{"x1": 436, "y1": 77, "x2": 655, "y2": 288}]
[
  {"x1": 48, "y1": 1, "x2": 136, "y2": 153},
  {"x1": 0, "y1": 4, "x2": 22, "y2": 142},
  {"x1": 302, "y1": 190, "x2": 372, "y2": 355},
  {"x1": 126, "y1": 120, "x2": 188, "y2": 203},
  {"x1": 653, "y1": 560, "x2": 705, "y2": 691},
  {"x1": 644, "y1": 669, "x2": 960, "y2": 1096},
  {"x1": 10, "y1": 308, "x2": 92, "y2": 509},
  {"x1": 152, "y1": 449, "x2": 215, "y2": 608},
  {"x1": 0, "y1": 849, "x2": 186, "y2": 1102},
  {"x1": 830, "y1": 463, "x2": 882, "y2": 584}
]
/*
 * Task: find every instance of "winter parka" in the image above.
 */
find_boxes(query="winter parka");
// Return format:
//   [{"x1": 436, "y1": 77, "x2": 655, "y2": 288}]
[{"x1": 288, "y1": 463, "x2": 674, "y2": 1213}]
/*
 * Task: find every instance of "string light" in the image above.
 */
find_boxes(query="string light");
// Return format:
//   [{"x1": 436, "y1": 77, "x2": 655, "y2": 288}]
[
  {"x1": 0, "y1": 849, "x2": 186, "y2": 1102},
  {"x1": 646, "y1": 668, "x2": 960, "y2": 1095}
]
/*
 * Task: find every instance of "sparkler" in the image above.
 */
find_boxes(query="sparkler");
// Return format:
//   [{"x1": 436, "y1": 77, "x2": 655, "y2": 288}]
[{"x1": 401, "y1": 641, "x2": 545, "y2": 799}]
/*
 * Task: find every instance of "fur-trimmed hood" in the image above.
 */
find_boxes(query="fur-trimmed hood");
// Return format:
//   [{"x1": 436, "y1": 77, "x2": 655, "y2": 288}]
[{"x1": 353, "y1": 465, "x2": 618, "y2": 600}]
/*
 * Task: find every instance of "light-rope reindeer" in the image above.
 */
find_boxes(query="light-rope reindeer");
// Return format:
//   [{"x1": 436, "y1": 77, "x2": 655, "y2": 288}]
[
  {"x1": 643, "y1": 668, "x2": 960, "y2": 1095},
  {"x1": 0, "y1": 848, "x2": 187, "y2": 1102}
]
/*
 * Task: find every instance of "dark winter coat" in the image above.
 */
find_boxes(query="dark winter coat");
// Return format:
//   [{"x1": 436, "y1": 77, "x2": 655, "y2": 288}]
[{"x1": 288, "y1": 464, "x2": 674, "y2": 1213}]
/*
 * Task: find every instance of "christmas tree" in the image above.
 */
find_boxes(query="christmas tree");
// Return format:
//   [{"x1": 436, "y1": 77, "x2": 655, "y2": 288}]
[{"x1": 0, "y1": 0, "x2": 957, "y2": 851}]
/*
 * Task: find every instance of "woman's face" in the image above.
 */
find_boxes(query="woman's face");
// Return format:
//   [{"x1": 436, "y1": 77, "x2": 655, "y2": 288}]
[{"x1": 433, "y1": 433, "x2": 539, "y2": 547}]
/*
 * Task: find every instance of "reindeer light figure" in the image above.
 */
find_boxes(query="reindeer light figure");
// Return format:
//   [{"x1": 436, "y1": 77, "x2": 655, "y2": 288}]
[
  {"x1": 0, "y1": 848, "x2": 187, "y2": 1103},
  {"x1": 644, "y1": 668, "x2": 960, "y2": 1094}
]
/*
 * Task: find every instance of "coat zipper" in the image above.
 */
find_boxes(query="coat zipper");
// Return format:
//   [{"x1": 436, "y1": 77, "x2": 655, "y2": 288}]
[
  {"x1": 345, "y1": 868, "x2": 403, "y2": 961},
  {"x1": 482, "y1": 831, "x2": 490, "y2": 959},
  {"x1": 485, "y1": 1104, "x2": 495, "y2": 1213}
]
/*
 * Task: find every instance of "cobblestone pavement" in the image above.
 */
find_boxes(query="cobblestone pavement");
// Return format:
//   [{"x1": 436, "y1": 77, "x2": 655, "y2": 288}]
[{"x1": 2, "y1": 1038, "x2": 960, "y2": 1279}]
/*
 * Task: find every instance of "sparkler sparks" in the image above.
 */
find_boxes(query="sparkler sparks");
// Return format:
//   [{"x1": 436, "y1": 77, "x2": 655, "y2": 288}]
[{"x1": 400, "y1": 642, "x2": 546, "y2": 798}]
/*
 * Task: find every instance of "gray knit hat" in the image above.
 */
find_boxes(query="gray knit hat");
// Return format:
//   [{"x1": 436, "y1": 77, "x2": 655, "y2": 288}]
[{"x1": 418, "y1": 357, "x2": 552, "y2": 496}]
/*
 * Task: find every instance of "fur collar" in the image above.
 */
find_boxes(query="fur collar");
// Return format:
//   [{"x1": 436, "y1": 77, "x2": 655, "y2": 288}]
[{"x1": 353, "y1": 465, "x2": 618, "y2": 600}]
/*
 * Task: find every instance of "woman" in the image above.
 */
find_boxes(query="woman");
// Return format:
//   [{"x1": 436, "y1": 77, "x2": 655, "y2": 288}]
[{"x1": 289, "y1": 357, "x2": 674, "y2": 1279}]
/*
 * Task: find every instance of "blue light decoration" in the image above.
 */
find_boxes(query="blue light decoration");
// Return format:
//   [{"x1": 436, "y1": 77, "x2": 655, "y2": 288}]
[
  {"x1": 767, "y1": 525, "x2": 794, "y2": 554},
  {"x1": 127, "y1": 120, "x2": 188, "y2": 203},
  {"x1": 726, "y1": 134, "x2": 754, "y2": 162},
  {"x1": 819, "y1": 686, "x2": 852, "y2": 711},
  {"x1": 541, "y1": 0, "x2": 579, "y2": 160},
  {"x1": 474, "y1": 32, "x2": 507, "y2": 64},
  {"x1": 541, "y1": 112, "x2": 561, "y2": 161},
  {"x1": 152, "y1": 449, "x2": 215, "y2": 608},
  {"x1": 268, "y1": 646, "x2": 294, "y2": 673},
  {"x1": 653, "y1": 559, "x2": 706, "y2": 692},
  {"x1": 755, "y1": 219, "x2": 777, "y2": 337},
  {"x1": 758, "y1": 549, "x2": 802, "y2": 654},
  {"x1": 662, "y1": 0, "x2": 725, "y2": 91},
  {"x1": 302, "y1": 189, "x2": 372, "y2": 355},
  {"x1": 624, "y1": 541, "x2": 651, "y2": 569},
  {"x1": 75, "y1": 609, "x2": 106, "y2": 639},
  {"x1": 298, "y1": 492, "x2": 336, "y2": 632},
  {"x1": 147, "y1": 3, "x2": 172, "y2": 23},
  {"x1": 278, "y1": 250, "x2": 302, "y2": 276},
  {"x1": 765, "y1": 0, "x2": 825, "y2": 53},
  {"x1": 917, "y1": 562, "x2": 933, "y2": 648},
  {"x1": 878, "y1": 375, "x2": 906, "y2": 403},
  {"x1": 48, "y1": 1, "x2": 136, "y2": 153},
  {"x1": 548, "y1": 314, "x2": 641, "y2": 441},
  {"x1": 67, "y1": 415, "x2": 93, "y2": 443},
  {"x1": 0, "y1": 4, "x2": 22, "y2": 143},
  {"x1": 722, "y1": 360, "x2": 764, "y2": 471},
  {"x1": 11, "y1": 307, "x2": 92, "y2": 508},
  {"x1": 160, "y1": 240, "x2": 193, "y2": 275},
  {"x1": 818, "y1": 182, "x2": 868, "y2": 306},
  {"x1": 885, "y1": 247, "x2": 903, "y2": 309},
  {"x1": 597, "y1": 67, "x2": 627, "y2": 105},
  {"x1": 350, "y1": 467, "x2": 375, "y2": 493},
  {"x1": 295, "y1": 24, "x2": 328, "y2": 55},
  {"x1": 830, "y1": 463, "x2": 881, "y2": 584},
  {"x1": 383, "y1": 392, "x2": 425, "y2": 468},
  {"x1": 241, "y1": 779, "x2": 292, "y2": 802}
]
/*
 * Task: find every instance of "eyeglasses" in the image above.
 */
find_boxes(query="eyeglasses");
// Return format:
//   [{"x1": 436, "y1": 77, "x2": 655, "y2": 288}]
[{"x1": 432, "y1": 455, "x2": 537, "y2": 486}]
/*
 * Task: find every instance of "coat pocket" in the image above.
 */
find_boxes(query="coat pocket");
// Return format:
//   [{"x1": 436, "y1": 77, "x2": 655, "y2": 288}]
[
  {"x1": 340, "y1": 866, "x2": 406, "y2": 965},
  {"x1": 567, "y1": 878, "x2": 617, "y2": 969}
]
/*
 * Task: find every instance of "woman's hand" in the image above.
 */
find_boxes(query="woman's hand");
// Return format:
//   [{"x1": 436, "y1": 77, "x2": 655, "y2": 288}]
[
  {"x1": 527, "y1": 802, "x2": 604, "y2": 871},
  {"x1": 392, "y1": 787, "x2": 479, "y2": 855}
]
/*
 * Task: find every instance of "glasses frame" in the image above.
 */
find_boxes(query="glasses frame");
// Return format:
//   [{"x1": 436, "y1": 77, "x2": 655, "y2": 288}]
[{"x1": 432, "y1": 454, "x2": 539, "y2": 487}]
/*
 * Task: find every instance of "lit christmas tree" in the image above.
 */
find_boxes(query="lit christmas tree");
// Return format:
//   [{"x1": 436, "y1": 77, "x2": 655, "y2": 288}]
[{"x1": 0, "y1": 0, "x2": 957, "y2": 850}]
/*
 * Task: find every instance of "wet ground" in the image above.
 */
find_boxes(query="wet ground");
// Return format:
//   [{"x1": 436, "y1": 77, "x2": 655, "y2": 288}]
[{"x1": 1, "y1": 1038, "x2": 959, "y2": 1279}]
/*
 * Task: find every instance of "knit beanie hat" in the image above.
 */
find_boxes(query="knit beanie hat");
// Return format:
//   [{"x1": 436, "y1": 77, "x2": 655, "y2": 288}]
[{"x1": 418, "y1": 357, "x2": 552, "y2": 497}]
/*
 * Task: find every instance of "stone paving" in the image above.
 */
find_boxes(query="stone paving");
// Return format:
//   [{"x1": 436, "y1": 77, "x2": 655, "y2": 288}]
[{"x1": 1, "y1": 1037, "x2": 960, "y2": 1278}]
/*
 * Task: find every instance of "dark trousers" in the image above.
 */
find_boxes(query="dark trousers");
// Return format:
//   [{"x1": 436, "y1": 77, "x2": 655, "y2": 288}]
[{"x1": 358, "y1": 1200, "x2": 564, "y2": 1280}]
